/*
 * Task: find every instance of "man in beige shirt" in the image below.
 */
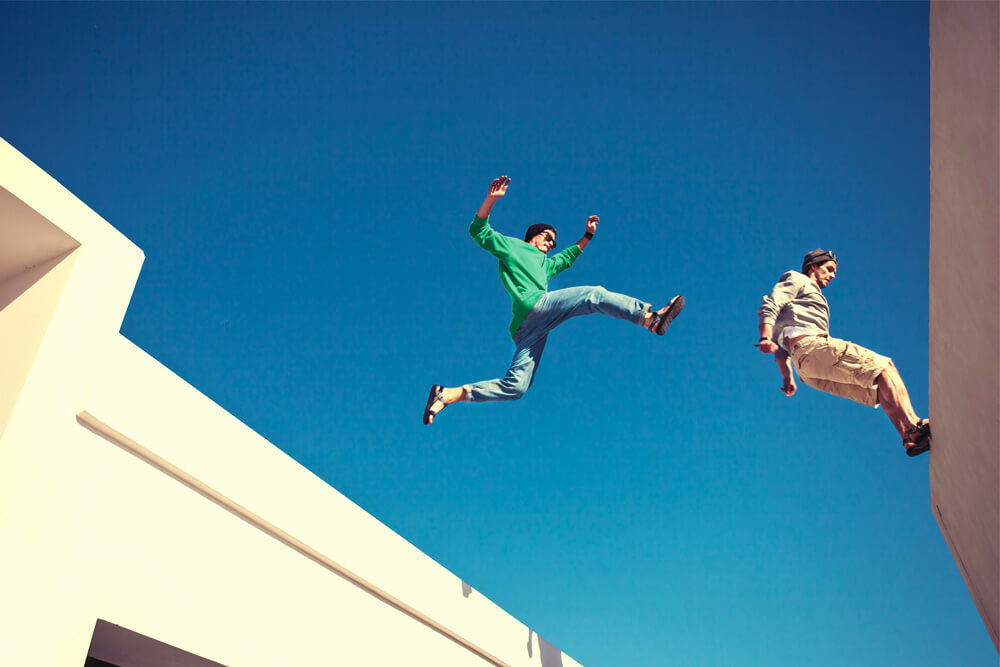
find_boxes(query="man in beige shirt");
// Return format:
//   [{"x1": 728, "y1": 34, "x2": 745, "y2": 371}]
[{"x1": 757, "y1": 249, "x2": 930, "y2": 456}]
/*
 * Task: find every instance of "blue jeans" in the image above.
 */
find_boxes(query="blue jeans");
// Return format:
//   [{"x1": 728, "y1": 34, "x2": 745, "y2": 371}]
[{"x1": 465, "y1": 286, "x2": 650, "y2": 402}]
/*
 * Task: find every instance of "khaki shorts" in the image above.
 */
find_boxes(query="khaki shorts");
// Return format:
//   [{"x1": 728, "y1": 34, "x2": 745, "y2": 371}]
[{"x1": 790, "y1": 336, "x2": 891, "y2": 407}]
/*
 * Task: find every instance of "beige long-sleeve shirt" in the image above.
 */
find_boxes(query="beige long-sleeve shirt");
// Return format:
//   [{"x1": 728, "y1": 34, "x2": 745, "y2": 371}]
[{"x1": 758, "y1": 270, "x2": 830, "y2": 352}]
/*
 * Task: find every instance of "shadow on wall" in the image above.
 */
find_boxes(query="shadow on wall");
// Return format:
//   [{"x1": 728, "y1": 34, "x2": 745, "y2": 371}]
[
  {"x1": 0, "y1": 246, "x2": 78, "y2": 439},
  {"x1": 0, "y1": 183, "x2": 81, "y2": 439},
  {"x1": 460, "y1": 581, "x2": 569, "y2": 664},
  {"x1": 526, "y1": 628, "x2": 564, "y2": 667},
  {"x1": 86, "y1": 619, "x2": 226, "y2": 666}
]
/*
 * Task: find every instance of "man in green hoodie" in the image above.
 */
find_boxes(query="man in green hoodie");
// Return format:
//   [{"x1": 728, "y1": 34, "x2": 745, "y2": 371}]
[{"x1": 423, "y1": 176, "x2": 684, "y2": 424}]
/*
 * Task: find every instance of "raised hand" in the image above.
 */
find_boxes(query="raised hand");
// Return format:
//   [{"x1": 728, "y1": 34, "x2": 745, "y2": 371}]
[
  {"x1": 585, "y1": 215, "x2": 599, "y2": 235},
  {"x1": 477, "y1": 176, "x2": 511, "y2": 219},
  {"x1": 487, "y1": 176, "x2": 511, "y2": 200}
]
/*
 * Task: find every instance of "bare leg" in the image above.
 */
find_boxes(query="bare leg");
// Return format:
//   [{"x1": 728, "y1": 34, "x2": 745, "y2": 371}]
[{"x1": 876, "y1": 361, "x2": 922, "y2": 438}]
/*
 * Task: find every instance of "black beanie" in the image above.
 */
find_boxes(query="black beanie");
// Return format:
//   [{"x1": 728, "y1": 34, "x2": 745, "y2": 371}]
[
  {"x1": 524, "y1": 224, "x2": 556, "y2": 243},
  {"x1": 801, "y1": 248, "x2": 837, "y2": 274}
]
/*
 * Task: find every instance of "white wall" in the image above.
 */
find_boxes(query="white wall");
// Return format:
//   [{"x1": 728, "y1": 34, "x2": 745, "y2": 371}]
[
  {"x1": 0, "y1": 137, "x2": 580, "y2": 667},
  {"x1": 929, "y1": 1, "x2": 999, "y2": 653}
]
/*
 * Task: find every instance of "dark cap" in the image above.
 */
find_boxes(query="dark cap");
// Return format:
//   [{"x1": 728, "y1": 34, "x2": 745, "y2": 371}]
[
  {"x1": 801, "y1": 248, "x2": 837, "y2": 274},
  {"x1": 524, "y1": 224, "x2": 556, "y2": 243}
]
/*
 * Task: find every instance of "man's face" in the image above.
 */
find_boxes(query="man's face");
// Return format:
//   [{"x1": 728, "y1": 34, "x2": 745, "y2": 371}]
[
  {"x1": 529, "y1": 229, "x2": 556, "y2": 254},
  {"x1": 810, "y1": 260, "x2": 837, "y2": 288}
]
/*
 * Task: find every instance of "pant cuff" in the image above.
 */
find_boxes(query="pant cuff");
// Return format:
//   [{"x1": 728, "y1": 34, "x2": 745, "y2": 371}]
[{"x1": 637, "y1": 303, "x2": 651, "y2": 326}]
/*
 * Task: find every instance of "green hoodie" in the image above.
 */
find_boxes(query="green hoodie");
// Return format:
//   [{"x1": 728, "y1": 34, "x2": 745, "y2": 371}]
[{"x1": 469, "y1": 215, "x2": 582, "y2": 339}]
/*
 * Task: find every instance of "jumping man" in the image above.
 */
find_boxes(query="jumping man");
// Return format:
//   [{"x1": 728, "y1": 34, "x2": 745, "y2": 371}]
[
  {"x1": 423, "y1": 176, "x2": 685, "y2": 424},
  {"x1": 757, "y1": 249, "x2": 930, "y2": 456}
]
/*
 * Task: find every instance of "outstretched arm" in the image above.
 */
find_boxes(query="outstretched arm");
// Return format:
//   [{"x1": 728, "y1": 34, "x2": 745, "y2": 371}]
[
  {"x1": 757, "y1": 323, "x2": 795, "y2": 396},
  {"x1": 470, "y1": 176, "x2": 516, "y2": 258},
  {"x1": 476, "y1": 176, "x2": 510, "y2": 219},
  {"x1": 774, "y1": 349, "x2": 796, "y2": 397},
  {"x1": 575, "y1": 215, "x2": 598, "y2": 251},
  {"x1": 543, "y1": 214, "x2": 594, "y2": 278}
]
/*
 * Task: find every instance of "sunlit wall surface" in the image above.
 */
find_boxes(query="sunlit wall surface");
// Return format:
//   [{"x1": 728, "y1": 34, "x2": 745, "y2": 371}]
[
  {"x1": 929, "y1": 0, "x2": 999, "y2": 653},
  {"x1": 0, "y1": 137, "x2": 578, "y2": 667}
]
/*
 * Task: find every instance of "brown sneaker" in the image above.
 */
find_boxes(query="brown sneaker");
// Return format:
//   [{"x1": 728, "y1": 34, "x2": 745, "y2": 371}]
[
  {"x1": 648, "y1": 296, "x2": 685, "y2": 335},
  {"x1": 903, "y1": 420, "x2": 931, "y2": 457}
]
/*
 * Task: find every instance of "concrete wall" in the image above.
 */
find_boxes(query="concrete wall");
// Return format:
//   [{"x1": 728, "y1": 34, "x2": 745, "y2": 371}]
[
  {"x1": 929, "y1": 1, "x2": 999, "y2": 653},
  {"x1": 0, "y1": 137, "x2": 580, "y2": 667}
]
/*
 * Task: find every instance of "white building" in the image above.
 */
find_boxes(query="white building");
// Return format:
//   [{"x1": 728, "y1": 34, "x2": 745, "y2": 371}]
[
  {"x1": 0, "y1": 137, "x2": 579, "y2": 666},
  {"x1": 928, "y1": 1, "x2": 999, "y2": 653}
]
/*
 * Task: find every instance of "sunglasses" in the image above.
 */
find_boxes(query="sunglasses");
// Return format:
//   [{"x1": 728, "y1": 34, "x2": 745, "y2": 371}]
[
  {"x1": 807, "y1": 250, "x2": 837, "y2": 270},
  {"x1": 540, "y1": 231, "x2": 556, "y2": 245}
]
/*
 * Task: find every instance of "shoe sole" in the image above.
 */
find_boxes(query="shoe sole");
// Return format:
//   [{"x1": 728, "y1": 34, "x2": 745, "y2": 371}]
[
  {"x1": 654, "y1": 296, "x2": 685, "y2": 335},
  {"x1": 423, "y1": 384, "x2": 442, "y2": 425}
]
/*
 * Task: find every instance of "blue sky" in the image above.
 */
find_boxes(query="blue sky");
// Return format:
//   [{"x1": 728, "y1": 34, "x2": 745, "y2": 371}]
[{"x1": 2, "y1": 2, "x2": 994, "y2": 665}]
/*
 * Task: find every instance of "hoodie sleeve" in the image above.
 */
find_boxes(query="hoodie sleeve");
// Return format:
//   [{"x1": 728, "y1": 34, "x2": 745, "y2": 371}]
[
  {"x1": 468, "y1": 215, "x2": 517, "y2": 260},
  {"x1": 543, "y1": 244, "x2": 583, "y2": 279}
]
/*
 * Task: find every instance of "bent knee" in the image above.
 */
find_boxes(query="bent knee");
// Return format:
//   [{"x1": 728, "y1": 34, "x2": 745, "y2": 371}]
[
  {"x1": 509, "y1": 386, "x2": 529, "y2": 401},
  {"x1": 499, "y1": 380, "x2": 530, "y2": 401},
  {"x1": 584, "y1": 285, "x2": 609, "y2": 304},
  {"x1": 878, "y1": 359, "x2": 897, "y2": 377},
  {"x1": 587, "y1": 285, "x2": 609, "y2": 298}
]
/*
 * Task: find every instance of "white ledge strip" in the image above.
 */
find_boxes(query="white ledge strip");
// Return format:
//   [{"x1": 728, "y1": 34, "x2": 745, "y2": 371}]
[{"x1": 76, "y1": 411, "x2": 510, "y2": 667}]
